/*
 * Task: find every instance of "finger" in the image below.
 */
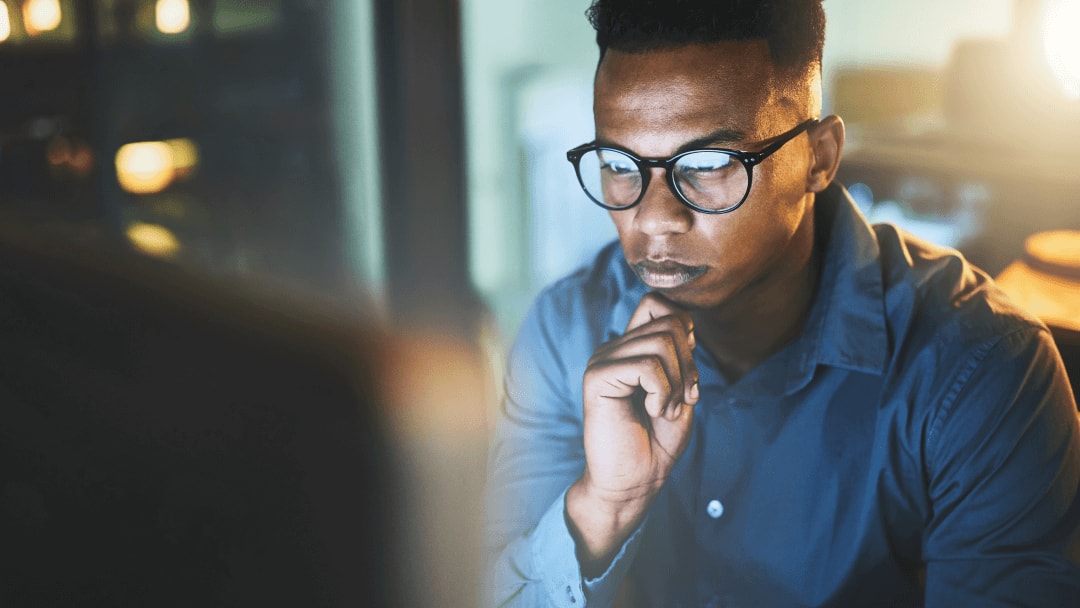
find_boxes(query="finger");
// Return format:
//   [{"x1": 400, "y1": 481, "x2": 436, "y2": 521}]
[
  {"x1": 595, "y1": 330, "x2": 697, "y2": 410},
  {"x1": 651, "y1": 398, "x2": 695, "y2": 457},
  {"x1": 584, "y1": 355, "x2": 673, "y2": 419},
  {"x1": 660, "y1": 397, "x2": 694, "y2": 430},
  {"x1": 669, "y1": 381, "x2": 700, "y2": 422},
  {"x1": 626, "y1": 293, "x2": 694, "y2": 340},
  {"x1": 627, "y1": 293, "x2": 697, "y2": 396},
  {"x1": 612, "y1": 315, "x2": 700, "y2": 407},
  {"x1": 588, "y1": 330, "x2": 689, "y2": 414}
]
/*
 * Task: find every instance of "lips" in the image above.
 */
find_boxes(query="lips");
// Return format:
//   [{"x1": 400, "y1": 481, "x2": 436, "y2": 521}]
[{"x1": 631, "y1": 259, "x2": 709, "y2": 289}]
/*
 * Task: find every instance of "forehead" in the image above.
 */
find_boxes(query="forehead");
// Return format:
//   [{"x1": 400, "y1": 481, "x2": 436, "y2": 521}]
[{"x1": 593, "y1": 41, "x2": 802, "y2": 150}]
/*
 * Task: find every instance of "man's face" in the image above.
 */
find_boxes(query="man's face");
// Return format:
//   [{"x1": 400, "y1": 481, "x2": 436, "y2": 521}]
[{"x1": 594, "y1": 41, "x2": 818, "y2": 311}]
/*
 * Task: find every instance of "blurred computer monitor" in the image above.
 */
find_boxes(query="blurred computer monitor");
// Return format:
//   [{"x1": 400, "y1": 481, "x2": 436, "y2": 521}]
[{"x1": 0, "y1": 227, "x2": 396, "y2": 607}]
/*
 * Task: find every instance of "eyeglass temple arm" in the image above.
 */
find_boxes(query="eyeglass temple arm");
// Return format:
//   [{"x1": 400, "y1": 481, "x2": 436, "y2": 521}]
[{"x1": 743, "y1": 118, "x2": 819, "y2": 166}]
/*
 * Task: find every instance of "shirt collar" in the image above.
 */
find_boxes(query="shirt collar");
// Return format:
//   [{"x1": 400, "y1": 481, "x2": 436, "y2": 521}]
[
  {"x1": 795, "y1": 182, "x2": 889, "y2": 380},
  {"x1": 606, "y1": 183, "x2": 888, "y2": 394}
]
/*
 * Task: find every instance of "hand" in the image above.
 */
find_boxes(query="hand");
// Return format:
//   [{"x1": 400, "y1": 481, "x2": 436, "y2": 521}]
[
  {"x1": 582, "y1": 292, "x2": 699, "y2": 500},
  {"x1": 567, "y1": 293, "x2": 699, "y2": 573}
]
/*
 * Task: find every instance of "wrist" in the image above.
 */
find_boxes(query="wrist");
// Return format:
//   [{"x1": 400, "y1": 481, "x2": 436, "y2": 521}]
[
  {"x1": 574, "y1": 474, "x2": 654, "y2": 523},
  {"x1": 566, "y1": 477, "x2": 655, "y2": 578}
]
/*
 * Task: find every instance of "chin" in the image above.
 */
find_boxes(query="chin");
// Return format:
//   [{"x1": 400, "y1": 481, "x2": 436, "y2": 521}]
[{"x1": 653, "y1": 284, "x2": 724, "y2": 312}]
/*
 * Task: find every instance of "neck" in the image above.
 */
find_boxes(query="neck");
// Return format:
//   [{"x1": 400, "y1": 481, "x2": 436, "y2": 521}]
[{"x1": 692, "y1": 218, "x2": 821, "y2": 383}]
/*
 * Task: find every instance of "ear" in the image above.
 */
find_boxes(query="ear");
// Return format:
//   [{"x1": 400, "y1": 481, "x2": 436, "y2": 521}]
[{"x1": 805, "y1": 114, "x2": 845, "y2": 194}]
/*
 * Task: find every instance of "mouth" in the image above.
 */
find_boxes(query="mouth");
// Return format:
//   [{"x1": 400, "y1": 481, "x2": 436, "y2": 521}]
[{"x1": 631, "y1": 259, "x2": 709, "y2": 289}]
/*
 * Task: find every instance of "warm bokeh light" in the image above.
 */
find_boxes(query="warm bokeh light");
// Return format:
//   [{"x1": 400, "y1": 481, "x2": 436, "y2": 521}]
[
  {"x1": 0, "y1": 2, "x2": 11, "y2": 43},
  {"x1": 115, "y1": 138, "x2": 199, "y2": 194},
  {"x1": 116, "y1": 141, "x2": 174, "y2": 194},
  {"x1": 22, "y1": 0, "x2": 62, "y2": 35},
  {"x1": 165, "y1": 137, "x2": 199, "y2": 177},
  {"x1": 155, "y1": 0, "x2": 190, "y2": 35},
  {"x1": 1044, "y1": 0, "x2": 1080, "y2": 99},
  {"x1": 46, "y1": 136, "x2": 95, "y2": 177},
  {"x1": 126, "y1": 222, "x2": 181, "y2": 259}
]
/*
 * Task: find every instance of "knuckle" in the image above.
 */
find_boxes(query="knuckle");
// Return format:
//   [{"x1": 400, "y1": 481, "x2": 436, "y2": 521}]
[
  {"x1": 656, "y1": 330, "x2": 677, "y2": 351},
  {"x1": 679, "y1": 311, "x2": 694, "y2": 332},
  {"x1": 637, "y1": 316, "x2": 679, "y2": 338},
  {"x1": 643, "y1": 353, "x2": 666, "y2": 375}
]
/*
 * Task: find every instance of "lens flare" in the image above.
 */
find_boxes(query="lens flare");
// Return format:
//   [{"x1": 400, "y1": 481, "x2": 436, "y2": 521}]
[
  {"x1": 23, "y1": 0, "x2": 62, "y2": 35},
  {"x1": 1044, "y1": 0, "x2": 1080, "y2": 99},
  {"x1": 155, "y1": 0, "x2": 190, "y2": 35},
  {"x1": 0, "y1": 2, "x2": 11, "y2": 43}
]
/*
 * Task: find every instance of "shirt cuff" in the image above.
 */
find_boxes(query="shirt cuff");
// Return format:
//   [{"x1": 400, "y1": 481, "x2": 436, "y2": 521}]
[
  {"x1": 528, "y1": 488, "x2": 646, "y2": 607},
  {"x1": 582, "y1": 517, "x2": 645, "y2": 606}
]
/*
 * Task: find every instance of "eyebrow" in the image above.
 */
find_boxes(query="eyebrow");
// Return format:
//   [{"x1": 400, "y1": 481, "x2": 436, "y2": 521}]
[
  {"x1": 593, "y1": 125, "x2": 751, "y2": 158},
  {"x1": 675, "y1": 126, "x2": 751, "y2": 153}
]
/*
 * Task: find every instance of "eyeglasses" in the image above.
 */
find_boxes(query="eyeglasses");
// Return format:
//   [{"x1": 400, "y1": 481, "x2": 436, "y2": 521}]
[{"x1": 565, "y1": 118, "x2": 819, "y2": 214}]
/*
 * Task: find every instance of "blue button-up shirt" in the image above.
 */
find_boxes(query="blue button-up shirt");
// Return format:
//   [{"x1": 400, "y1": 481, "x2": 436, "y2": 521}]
[{"x1": 485, "y1": 184, "x2": 1080, "y2": 607}]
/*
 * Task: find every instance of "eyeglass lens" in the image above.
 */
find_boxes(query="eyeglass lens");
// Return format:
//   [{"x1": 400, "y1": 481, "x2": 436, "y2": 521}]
[{"x1": 576, "y1": 148, "x2": 749, "y2": 211}]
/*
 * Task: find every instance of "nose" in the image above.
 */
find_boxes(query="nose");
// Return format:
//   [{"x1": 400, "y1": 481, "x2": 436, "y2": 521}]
[{"x1": 633, "y1": 168, "x2": 694, "y2": 236}]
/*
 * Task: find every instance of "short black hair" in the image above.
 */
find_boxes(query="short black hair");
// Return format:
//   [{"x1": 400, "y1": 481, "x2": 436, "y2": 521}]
[{"x1": 586, "y1": 0, "x2": 826, "y2": 75}]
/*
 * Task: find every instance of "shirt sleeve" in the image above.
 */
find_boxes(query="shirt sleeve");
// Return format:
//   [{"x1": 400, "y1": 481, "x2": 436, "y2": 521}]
[
  {"x1": 923, "y1": 325, "x2": 1080, "y2": 607},
  {"x1": 483, "y1": 291, "x2": 641, "y2": 607}
]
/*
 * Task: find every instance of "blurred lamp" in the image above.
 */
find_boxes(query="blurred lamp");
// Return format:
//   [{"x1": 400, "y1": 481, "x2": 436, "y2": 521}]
[
  {"x1": 996, "y1": 230, "x2": 1080, "y2": 332},
  {"x1": 155, "y1": 0, "x2": 190, "y2": 35},
  {"x1": 116, "y1": 141, "x2": 174, "y2": 194},
  {"x1": 126, "y1": 222, "x2": 181, "y2": 259},
  {"x1": 0, "y1": 2, "x2": 11, "y2": 43},
  {"x1": 115, "y1": 139, "x2": 199, "y2": 195},
  {"x1": 1044, "y1": 0, "x2": 1080, "y2": 99},
  {"x1": 23, "y1": 0, "x2": 62, "y2": 35}
]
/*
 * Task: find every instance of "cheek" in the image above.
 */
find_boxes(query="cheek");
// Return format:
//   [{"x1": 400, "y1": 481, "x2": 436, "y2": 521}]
[
  {"x1": 608, "y1": 210, "x2": 639, "y2": 243},
  {"x1": 708, "y1": 173, "x2": 811, "y2": 266},
  {"x1": 770, "y1": 152, "x2": 811, "y2": 200},
  {"x1": 748, "y1": 157, "x2": 810, "y2": 226}
]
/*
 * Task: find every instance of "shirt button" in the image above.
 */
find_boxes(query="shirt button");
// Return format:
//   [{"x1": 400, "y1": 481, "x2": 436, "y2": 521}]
[{"x1": 706, "y1": 499, "x2": 724, "y2": 519}]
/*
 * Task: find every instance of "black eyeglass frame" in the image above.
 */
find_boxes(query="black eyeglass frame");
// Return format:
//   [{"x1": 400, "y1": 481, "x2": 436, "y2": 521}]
[{"x1": 565, "y1": 118, "x2": 820, "y2": 215}]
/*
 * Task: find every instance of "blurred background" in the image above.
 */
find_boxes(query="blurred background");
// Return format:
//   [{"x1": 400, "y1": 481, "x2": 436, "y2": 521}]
[
  {"x1": 0, "y1": 0, "x2": 1078, "y2": 605},
  {"x1": 3, "y1": 0, "x2": 1079, "y2": 349}
]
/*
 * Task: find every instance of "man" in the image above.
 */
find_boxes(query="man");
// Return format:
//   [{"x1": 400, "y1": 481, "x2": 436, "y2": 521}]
[{"x1": 485, "y1": 1, "x2": 1080, "y2": 606}]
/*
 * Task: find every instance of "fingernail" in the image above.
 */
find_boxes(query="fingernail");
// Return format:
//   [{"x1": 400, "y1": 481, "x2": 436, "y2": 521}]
[
  {"x1": 689, "y1": 382, "x2": 699, "y2": 403},
  {"x1": 672, "y1": 403, "x2": 682, "y2": 418},
  {"x1": 688, "y1": 330, "x2": 696, "y2": 349}
]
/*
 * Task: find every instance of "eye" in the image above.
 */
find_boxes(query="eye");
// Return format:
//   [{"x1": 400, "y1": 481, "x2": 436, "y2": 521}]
[
  {"x1": 677, "y1": 151, "x2": 735, "y2": 173},
  {"x1": 597, "y1": 151, "x2": 637, "y2": 176}
]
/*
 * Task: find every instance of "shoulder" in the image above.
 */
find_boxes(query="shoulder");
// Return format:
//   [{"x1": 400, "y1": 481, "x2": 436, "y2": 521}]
[
  {"x1": 524, "y1": 240, "x2": 638, "y2": 342},
  {"x1": 867, "y1": 226, "x2": 1078, "y2": 509},
  {"x1": 872, "y1": 224, "x2": 1065, "y2": 432},
  {"x1": 507, "y1": 241, "x2": 639, "y2": 387},
  {"x1": 874, "y1": 223, "x2": 1046, "y2": 358}
]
